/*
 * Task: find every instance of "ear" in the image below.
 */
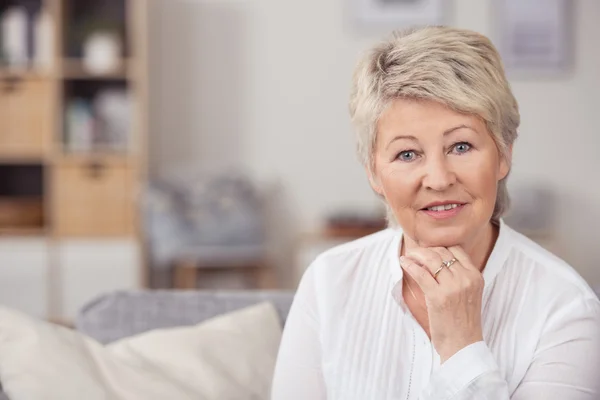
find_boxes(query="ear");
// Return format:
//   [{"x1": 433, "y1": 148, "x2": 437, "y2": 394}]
[
  {"x1": 497, "y1": 144, "x2": 513, "y2": 181},
  {"x1": 366, "y1": 166, "x2": 384, "y2": 196}
]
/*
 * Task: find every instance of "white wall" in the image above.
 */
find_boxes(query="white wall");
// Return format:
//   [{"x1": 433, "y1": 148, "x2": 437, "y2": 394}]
[{"x1": 148, "y1": 0, "x2": 600, "y2": 286}]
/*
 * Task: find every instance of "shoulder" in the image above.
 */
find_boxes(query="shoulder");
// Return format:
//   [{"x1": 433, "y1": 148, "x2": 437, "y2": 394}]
[
  {"x1": 295, "y1": 228, "x2": 398, "y2": 306},
  {"x1": 293, "y1": 228, "x2": 399, "y2": 330},
  {"x1": 308, "y1": 228, "x2": 398, "y2": 280},
  {"x1": 500, "y1": 224, "x2": 599, "y2": 308}
]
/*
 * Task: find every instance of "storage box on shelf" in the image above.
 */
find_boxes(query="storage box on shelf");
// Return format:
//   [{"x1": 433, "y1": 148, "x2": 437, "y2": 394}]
[
  {"x1": 0, "y1": 0, "x2": 148, "y2": 322},
  {"x1": 0, "y1": 77, "x2": 54, "y2": 158}
]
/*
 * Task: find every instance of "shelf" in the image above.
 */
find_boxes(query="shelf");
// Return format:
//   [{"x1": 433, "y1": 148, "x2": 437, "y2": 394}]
[
  {"x1": 61, "y1": 59, "x2": 130, "y2": 80},
  {"x1": 0, "y1": 68, "x2": 55, "y2": 80},
  {"x1": 55, "y1": 152, "x2": 135, "y2": 167},
  {"x1": 0, "y1": 226, "x2": 48, "y2": 237},
  {"x1": 0, "y1": 154, "x2": 50, "y2": 165}
]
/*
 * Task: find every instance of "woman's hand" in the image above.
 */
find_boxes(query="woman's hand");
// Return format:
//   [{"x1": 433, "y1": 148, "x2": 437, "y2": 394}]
[{"x1": 400, "y1": 246, "x2": 485, "y2": 363}]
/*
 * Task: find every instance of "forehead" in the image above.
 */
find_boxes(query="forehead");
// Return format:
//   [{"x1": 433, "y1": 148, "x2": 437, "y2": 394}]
[{"x1": 376, "y1": 98, "x2": 486, "y2": 142}]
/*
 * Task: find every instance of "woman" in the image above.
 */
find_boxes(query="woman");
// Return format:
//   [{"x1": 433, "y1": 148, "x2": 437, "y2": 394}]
[{"x1": 271, "y1": 26, "x2": 600, "y2": 399}]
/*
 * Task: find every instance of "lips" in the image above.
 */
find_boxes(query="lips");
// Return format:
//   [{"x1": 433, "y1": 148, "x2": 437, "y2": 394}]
[
  {"x1": 420, "y1": 201, "x2": 467, "y2": 220},
  {"x1": 421, "y1": 201, "x2": 466, "y2": 211}
]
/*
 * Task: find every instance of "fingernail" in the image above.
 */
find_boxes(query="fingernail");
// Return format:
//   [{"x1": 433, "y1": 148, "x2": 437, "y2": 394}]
[{"x1": 399, "y1": 256, "x2": 407, "y2": 265}]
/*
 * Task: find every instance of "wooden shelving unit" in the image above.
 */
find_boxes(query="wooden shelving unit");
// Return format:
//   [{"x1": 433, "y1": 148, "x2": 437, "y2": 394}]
[{"x1": 0, "y1": 0, "x2": 148, "y2": 321}]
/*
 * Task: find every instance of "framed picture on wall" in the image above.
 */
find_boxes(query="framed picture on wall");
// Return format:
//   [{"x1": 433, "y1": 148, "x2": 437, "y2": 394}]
[
  {"x1": 352, "y1": 0, "x2": 449, "y2": 29},
  {"x1": 493, "y1": 0, "x2": 574, "y2": 76}
]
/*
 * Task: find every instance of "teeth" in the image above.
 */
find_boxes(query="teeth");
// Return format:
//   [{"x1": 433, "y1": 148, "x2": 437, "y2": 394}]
[{"x1": 427, "y1": 204, "x2": 460, "y2": 211}]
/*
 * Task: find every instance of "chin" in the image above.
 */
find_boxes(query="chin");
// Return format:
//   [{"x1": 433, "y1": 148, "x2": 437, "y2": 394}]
[{"x1": 412, "y1": 224, "x2": 470, "y2": 248}]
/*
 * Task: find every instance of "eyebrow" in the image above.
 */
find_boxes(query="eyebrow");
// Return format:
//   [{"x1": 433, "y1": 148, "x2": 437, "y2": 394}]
[{"x1": 385, "y1": 124, "x2": 475, "y2": 150}]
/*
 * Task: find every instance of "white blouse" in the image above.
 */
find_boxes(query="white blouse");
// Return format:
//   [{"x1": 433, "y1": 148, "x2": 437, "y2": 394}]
[{"x1": 271, "y1": 221, "x2": 600, "y2": 399}]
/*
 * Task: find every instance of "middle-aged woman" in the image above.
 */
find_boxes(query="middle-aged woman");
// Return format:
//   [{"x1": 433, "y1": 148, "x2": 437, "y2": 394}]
[{"x1": 271, "y1": 26, "x2": 600, "y2": 399}]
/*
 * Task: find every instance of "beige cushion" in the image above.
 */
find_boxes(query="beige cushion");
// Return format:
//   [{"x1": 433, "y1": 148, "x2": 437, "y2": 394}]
[{"x1": 0, "y1": 302, "x2": 282, "y2": 400}]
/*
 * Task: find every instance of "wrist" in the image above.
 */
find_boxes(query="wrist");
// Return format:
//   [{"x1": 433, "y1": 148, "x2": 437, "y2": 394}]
[{"x1": 437, "y1": 335, "x2": 483, "y2": 363}]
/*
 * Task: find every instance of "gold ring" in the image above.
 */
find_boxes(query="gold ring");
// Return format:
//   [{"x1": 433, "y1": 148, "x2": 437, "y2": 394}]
[
  {"x1": 443, "y1": 258, "x2": 457, "y2": 268},
  {"x1": 433, "y1": 258, "x2": 457, "y2": 278}
]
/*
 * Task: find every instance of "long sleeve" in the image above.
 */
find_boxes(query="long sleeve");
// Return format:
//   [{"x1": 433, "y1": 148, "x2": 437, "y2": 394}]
[
  {"x1": 420, "y1": 297, "x2": 600, "y2": 400},
  {"x1": 271, "y1": 263, "x2": 327, "y2": 400}
]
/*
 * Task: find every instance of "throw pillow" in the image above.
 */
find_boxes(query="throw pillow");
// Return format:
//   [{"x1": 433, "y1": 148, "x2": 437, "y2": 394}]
[{"x1": 0, "y1": 302, "x2": 281, "y2": 400}]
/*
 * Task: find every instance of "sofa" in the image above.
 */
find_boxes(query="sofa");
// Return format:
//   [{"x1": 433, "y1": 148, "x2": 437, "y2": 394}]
[
  {"x1": 2, "y1": 287, "x2": 599, "y2": 400},
  {"x1": 0, "y1": 290, "x2": 296, "y2": 400},
  {"x1": 74, "y1": 289, "x2": 295, "y2": 344}
]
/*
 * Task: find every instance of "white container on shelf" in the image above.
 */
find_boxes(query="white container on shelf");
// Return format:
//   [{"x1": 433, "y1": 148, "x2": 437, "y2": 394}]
[
  {"x1": 1, "y1": 6, "x2": 28, "y2": 68},
  {"x1": 33, "y1": 9, "x2": 54, "y2": 71},
  {"x1": 94, "y1": 89, "x2": 131, "y2": 152},
  {"x1": 65, "y1": 99, "x2": 94, "y2": 152},
  {"x1": 83, "y1": 32, "x2": 122, "y2": 74}
]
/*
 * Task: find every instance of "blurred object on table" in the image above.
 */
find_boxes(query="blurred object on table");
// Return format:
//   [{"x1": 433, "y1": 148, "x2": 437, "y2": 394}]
[{"x1": 324, "y1": 210, "x2": 387, "y2": 238}]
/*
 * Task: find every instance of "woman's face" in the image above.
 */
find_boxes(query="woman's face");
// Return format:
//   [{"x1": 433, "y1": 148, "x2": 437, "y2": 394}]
[{"x1": 369, "y1": 98, "x2": 510, "y2": 248}]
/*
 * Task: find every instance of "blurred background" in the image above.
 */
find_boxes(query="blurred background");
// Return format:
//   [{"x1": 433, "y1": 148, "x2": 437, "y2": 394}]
[{"x1": 0, "y1": 0, "x2": 597, "y2": 326}]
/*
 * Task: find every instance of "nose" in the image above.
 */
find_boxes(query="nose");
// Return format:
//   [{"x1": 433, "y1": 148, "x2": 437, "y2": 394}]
[{"x1": 422, "y1": 156, "x2": 456, "y2": 192}]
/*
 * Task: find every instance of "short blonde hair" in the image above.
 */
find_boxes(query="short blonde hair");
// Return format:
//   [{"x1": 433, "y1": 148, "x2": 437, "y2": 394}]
[{"x1": 349, "y1": 26, "x2": 520, "y2": 223}]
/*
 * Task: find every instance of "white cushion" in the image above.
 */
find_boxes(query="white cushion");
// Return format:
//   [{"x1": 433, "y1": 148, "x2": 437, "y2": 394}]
[{"x1": 0, "y1": 302, "x2": 282, "y2": 400}]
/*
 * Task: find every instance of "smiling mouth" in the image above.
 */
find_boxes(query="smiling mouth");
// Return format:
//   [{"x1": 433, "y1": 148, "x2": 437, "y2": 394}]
[
  {"x1": 419, "y1": 202, "x2": 467, "y2": 220},
  {"x1": 422, "y1": 203, "x2": 463, "y2": 212}
]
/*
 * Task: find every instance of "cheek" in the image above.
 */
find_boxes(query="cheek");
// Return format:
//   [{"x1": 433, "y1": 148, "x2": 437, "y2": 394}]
[
  {"x1": 458, "y1": 157, "x2": 500, "y2": 204},
  {"x1": 377, "y1": 164, "x2": 419, "y2": 208}
]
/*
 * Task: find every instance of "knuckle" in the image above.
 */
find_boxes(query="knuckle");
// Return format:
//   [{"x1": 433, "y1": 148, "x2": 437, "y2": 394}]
[
  {"x1": 405, "y1": 249, "x2": 422, "y2": 259},
  {"x1": 408, "y1": 249, "x2": 440, "y2": 266},
  {"x1": 423, "y1": 252, "x2": 441, "y2": 266},
  {"x1": 435, "y1": 247, "x2": 453, "y2": 259},
  {"x1": 414, "y1": 267, "x2": 429, "y2": 280},
  {"x1": 462, "y1": 274, "x2": 483, "y2": 291},
  {"x1": 459, "y1": 276, "x2": 473, "y2": 288}
]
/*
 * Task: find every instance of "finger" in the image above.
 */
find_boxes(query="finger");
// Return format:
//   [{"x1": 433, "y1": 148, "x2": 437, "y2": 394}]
[
  {"x1": 399, "y1": 256, "x2": 438, "y2": 294},
  {"x1": 447, "y1": 246, "x2": 477, "y2": 271},
  {"x1": 405, "y1": 248, "x2": 452, "y2": 279},
  {"x1": 429, "y1": 247, "x2": 466, "y2": 273}
]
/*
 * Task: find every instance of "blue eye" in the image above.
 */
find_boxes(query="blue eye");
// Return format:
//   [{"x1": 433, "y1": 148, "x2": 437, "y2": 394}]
[
  {"x1": 397, "y1": 150, "x2": 417, "y2": 162},
  {"x1": 452, "y1": 142, "x2": 471, "y2": 154}
]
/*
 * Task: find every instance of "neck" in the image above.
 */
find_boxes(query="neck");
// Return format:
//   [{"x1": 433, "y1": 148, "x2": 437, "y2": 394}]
[{"x1": 464, "y1": 221, "x2": 499, "y2": 272}]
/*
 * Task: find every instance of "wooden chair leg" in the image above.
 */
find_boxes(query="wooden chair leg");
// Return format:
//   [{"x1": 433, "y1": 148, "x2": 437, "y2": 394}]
[{"x1": 172, "y1": 260, "x2": 198, "y2": 289}]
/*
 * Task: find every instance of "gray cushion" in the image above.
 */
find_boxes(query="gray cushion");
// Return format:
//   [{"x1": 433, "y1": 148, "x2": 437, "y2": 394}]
[{"x1": 75, "y1": 290, "x2": 295, "y2": 344}]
